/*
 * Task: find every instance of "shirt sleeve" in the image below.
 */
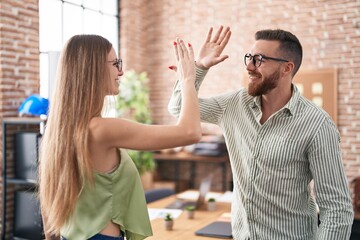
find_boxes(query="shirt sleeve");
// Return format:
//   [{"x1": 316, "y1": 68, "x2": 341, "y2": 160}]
[
  {"x1": 168, "y1": 66, "x2": 235, "y2": 125},
  {"x1": 308, "y1": 118, "x2": 354, "y2": 239},
  {"x1": 168, "y1": 66, "x2": 207, "y2": 117}
]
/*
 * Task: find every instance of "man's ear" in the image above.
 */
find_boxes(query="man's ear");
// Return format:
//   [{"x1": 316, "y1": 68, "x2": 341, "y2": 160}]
[{"x1": 283, "y1": 61, "x2": 295, "y2": 75}]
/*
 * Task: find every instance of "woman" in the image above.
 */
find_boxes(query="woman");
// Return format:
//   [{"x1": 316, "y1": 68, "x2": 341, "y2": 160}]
[{"x1": 38, "y1": 35, "x2": 201, "y2": 240}]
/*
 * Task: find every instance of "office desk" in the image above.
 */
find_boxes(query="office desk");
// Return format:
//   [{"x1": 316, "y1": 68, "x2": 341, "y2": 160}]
[
  {"x1": 153, "y1": 152, "x2": 229, "y2": 192},
  {"x1": 147, "y1": 193, "x2": 232, "y2": 240}
]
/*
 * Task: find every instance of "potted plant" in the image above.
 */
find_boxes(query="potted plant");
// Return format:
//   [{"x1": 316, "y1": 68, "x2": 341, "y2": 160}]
[
  {"x1": 185, "y1": 205, "x2": 195, "y2": 219},
  {"x1": 164, "y1": 213, "x2": 174, "y2": 230},
  {"x1": 207, "y1": 198, "x2": 217, "y2": 211},
  {"x1": 116, "y1": 70, "x2": 156, "y2": 188}
]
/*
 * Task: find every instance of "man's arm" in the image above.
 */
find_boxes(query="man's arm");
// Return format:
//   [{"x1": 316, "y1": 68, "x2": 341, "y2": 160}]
[
  {"x1": 309, "y1": 119, "x2": 354, "y2": 239},
  {"x1": 168, "y1": 66, "x2": 240, "y2": 125},
  {"x1": 168, "y1": 66, "x2": 207, "y2": 117}
]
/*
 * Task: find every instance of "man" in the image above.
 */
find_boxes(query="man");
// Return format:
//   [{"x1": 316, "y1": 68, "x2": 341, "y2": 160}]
[{"x1": 168, "y1": 26, "x2": 354, "y2": 239}]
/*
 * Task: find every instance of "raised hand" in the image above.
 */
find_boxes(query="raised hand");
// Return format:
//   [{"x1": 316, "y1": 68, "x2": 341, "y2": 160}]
[
  {"x1": 173, "y1": 38, "x2": 195, "y2": 84},
  {"x1": 196, "y1": 26, "x2": 232, "y2": 70}
]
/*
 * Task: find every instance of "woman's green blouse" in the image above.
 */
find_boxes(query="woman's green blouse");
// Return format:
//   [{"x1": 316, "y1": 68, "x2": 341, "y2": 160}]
[{"x1": 60, "y1": 149, "x2": 153, "y2": 239}]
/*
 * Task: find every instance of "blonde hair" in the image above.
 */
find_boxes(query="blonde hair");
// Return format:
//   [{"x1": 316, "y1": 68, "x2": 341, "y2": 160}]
[{"x1": 38, "y1": 35, "x2": 113, "y2": 235}]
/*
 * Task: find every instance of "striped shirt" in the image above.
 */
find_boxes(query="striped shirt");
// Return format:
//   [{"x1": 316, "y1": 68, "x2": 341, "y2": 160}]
[{"x1": 168, "y1": 67, "x2": 354, "y2": 240}]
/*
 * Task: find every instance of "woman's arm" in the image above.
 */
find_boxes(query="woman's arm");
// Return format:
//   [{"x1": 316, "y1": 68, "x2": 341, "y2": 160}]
[{"x1": 89, "y1": 38, "x2": 201, "y2": 151}]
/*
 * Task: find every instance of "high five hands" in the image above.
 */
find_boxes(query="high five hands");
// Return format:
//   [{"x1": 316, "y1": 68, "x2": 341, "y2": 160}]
[{"x1": 169, "y1": 26, "x2": 231, "y2": 72}]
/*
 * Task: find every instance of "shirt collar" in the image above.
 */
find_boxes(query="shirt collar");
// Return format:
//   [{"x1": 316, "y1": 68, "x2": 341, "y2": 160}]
[
  {"x1": 284, "y1": 84, "x2": 300, "y2": 115},
  {"x1": 250, "y1": 83, "x2": 300, "y2": 116}
]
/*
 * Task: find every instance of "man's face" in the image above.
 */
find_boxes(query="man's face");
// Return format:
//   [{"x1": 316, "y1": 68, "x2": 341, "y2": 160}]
[{"x1": 246, "y1": 40, "x2": 283, "y2": 97}]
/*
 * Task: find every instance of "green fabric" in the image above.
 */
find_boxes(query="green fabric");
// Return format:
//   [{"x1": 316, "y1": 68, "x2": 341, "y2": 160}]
[{"x1": 61, "y1": 149, "x2": 153, "y2": 239}]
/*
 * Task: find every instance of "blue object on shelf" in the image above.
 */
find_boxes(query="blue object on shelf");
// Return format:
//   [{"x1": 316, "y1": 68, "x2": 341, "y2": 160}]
[{"x1": 18, "y1": 94, "x2": 49, "y2": 117}]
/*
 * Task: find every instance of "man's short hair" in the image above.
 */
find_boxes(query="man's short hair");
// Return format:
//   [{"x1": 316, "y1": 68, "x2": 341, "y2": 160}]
[{"x1": 255, "y1": 29, "x2": 303, "y2": 77}]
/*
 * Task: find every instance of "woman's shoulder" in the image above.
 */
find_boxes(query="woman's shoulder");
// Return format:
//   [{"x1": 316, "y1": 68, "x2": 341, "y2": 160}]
[
  {"x1": 89, "y1": 117, "x2": 106, "y2": 141},
  {"x1": 88, "y1": 117, "x2": 124, "y2": 140}
]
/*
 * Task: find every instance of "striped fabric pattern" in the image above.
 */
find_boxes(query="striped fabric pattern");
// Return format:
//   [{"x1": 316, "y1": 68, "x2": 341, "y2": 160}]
[{"x1": 168, "y1": 67, "x2": 354, "y2": 240}]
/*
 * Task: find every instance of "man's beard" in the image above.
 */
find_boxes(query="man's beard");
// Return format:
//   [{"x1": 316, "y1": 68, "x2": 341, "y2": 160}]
[{"x1": 248, "y1": 68, "x2": 280, "y2": 96}]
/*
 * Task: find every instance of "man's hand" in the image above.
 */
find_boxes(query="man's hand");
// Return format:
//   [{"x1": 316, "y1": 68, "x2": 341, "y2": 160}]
[{"x1": 195, "y1": 26, "x2": 231, "y2": 70}]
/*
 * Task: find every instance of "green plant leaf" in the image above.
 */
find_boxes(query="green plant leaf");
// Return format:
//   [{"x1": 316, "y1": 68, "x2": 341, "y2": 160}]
[
  {"x1": 164, "y1": 213, "x2": 173, "y2": 221},
  {"x1": 128, "y1": 150, "x2": 156, "y2": 175}
]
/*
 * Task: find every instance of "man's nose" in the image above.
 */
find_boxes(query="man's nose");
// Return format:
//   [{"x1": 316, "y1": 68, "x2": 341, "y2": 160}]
[{"x1": 245, "y1": 60, "x2": 257, "y2": 71}]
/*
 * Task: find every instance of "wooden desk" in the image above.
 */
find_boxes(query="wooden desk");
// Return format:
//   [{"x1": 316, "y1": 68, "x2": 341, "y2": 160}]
[
  {"x1": 153, "y1": 152, "x2": 229, "y2": 192},
  {"x1": 147, "y1": 193, "x2": 232, "y2": 240}
]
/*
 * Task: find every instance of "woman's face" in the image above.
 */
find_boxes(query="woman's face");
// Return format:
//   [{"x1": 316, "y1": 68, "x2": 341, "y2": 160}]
[{"x1": 107, "y1": 47, "x2": 123, "y2": 95}]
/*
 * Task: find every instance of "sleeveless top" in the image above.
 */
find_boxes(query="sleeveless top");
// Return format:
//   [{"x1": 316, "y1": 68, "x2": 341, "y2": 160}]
[{"x1": 60, "y1": 149, "x2": 153, "y2": 239}]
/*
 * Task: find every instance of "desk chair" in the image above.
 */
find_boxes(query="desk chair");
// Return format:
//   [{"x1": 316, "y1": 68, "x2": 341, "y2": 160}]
[
  {"x1": 145, "y1": 188, "x2": 175, "y2": 203},
  {"x1": 351, "y1": 219, "x2": 360, "y2": 240}
]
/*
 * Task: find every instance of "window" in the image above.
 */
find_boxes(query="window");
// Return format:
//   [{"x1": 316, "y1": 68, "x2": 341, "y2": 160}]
[{"x1": 39, "y1": 0, "x2": 119, "y2": 98}]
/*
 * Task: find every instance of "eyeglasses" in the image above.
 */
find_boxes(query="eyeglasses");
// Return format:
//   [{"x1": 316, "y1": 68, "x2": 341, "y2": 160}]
[
  {"x1": 244, "y1": 53, "x2": 289, "y2": 68},
  {"x1": 108, "y1": 58, "x2": 122, "y2": 72}
]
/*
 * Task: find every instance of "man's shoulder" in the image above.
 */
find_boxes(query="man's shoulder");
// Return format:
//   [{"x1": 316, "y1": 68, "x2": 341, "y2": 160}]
[
  {"x1": 297, "y1": 95, "x2": 336, "y2": 127},
  {"x1": 226, "y1": 88, "x2": 251, "y2": 98},
  {"x1": 220, "y1": 88, "x2": 253, "y2": 103}
]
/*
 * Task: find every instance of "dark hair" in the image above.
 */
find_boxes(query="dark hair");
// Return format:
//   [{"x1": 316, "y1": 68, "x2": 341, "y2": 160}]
[{"x1": 255, "y1": 29, "x2": 302, "y2": 77}]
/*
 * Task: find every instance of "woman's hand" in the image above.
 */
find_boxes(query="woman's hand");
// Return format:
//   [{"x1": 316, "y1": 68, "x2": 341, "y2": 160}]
[{"x1": 173, "y1": 38, "x2": 195, "y2": 84}]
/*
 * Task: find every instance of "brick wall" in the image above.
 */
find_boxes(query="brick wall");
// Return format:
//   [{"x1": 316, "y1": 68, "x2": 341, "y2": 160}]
[
  {"x1": 0, "y1": 0, "x2": 40, "y2": 237},
  {"x1": 0, "y1": 0, "x2": 40, "y2": 112}
]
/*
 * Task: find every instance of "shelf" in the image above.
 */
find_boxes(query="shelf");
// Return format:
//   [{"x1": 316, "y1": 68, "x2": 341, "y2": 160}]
[
  {"x1": 6, "y1": 179, "x2": 37, "y2": 185},
  {"x1": 153, "y1": 152, "x2": 229, "y2": 192},
  {"x1": 3, "y1": 117, "x2": 46, "y2": 124},
  {"x1": 2, "y1": 117, "x2": 45, "y2": 240}
]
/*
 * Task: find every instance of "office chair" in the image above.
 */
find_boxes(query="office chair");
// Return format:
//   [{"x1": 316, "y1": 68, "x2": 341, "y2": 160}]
[
  {"x1": 145, "y1": 188, "x2": 175, "y2": 203},
  {"x1": 351, "y1": 219, "x2": 360, "y2": 240}
]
